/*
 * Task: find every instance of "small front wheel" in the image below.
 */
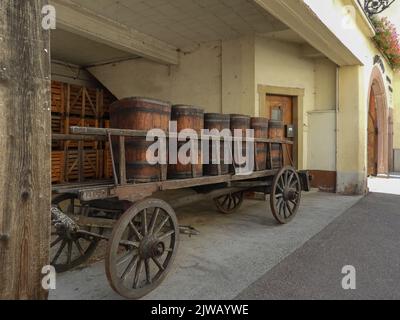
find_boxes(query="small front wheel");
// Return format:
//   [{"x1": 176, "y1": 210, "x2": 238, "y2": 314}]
[
  {"x1": 214, "y1": 192, "x2": 244, "y2": 214},
  {"x1": 270, "y1": 167, "x2": 302, "y2": 224},
  {"x1": 105, "y1": 198, "x2": 179, "y2": 299}
]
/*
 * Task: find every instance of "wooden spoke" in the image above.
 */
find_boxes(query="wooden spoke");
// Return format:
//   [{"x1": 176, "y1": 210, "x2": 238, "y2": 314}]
[
  {"x1": 149, "y1": 208, "x2": 160, "y2": 235},
  {"x1": 152, "y1": 256, "x2": 165, "y2": 271},
  {"x1": 67, "y1": 241, "x2": 73, "y2": 265},
  {"x1": 74, "y1": 239, "x2": 85, "y2": 256},
  {"x1": 145, "y1": 259, "x2": 152, "y2": 284},
  {"x1": 121, "y1": 255, "x2": 139, "y2": 280},
  {"x1": 129, "y1": 221, "x2": 143, "y2": 241},
  {"x1": 51, "y1": 240, "x2": 67, "y2": 265},
  {"x1": 117, "y1": 251, "x2": 136, "y2": 266},
  {"x1": 133, "y1": 259, "x2": 144, "y2": 289},
  {"x1": 153, "y1": 216, "x2": 170, "y2": 236},
  {"x1": 142, "y1": 209, "x2": 148, "y2": 237},
  {"x1": 214, "y1": 192, "x2": 244, "y2": 214},
  {"x1": 158, "y1": 230, "x2": 175, "y2": 241},
  {"x1": 51, "y1": 237, "x2": 63, "y2": 247}
]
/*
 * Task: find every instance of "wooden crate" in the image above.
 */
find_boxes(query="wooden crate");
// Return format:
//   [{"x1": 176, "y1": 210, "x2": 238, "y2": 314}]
[
  {"x1": 65, "y1": 149, "x2": 102, "y2": 182},
  {"x1": 68, "y1": 84, "x2": 101, "y2": 118},
  {"x1": 52, "y1": 151, "x2": 65, "y2": 184},
  {"x1": 67, "y1": 117, "x2": 99, "y2": 149},
  {"x1": 51, "y1": 81, "x2": 64, "y2": 114},
  {"x1": 104, "y1": 143, "x2": 114, "y2": 179},
  {"x1": 51, "y1": 114, "x2": 64, "y2": 149}
]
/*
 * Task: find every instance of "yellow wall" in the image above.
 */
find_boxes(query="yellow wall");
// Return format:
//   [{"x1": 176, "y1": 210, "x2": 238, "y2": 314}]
[
  {"x1": 314, "y1": 58, "x2": 337, "y2": 110},
  {"x1": 88, "y1": 41, "x2": 223, "y2": 113},
  {"x1": 221, "y1": 36, "x2": 255, "y2": 116}
]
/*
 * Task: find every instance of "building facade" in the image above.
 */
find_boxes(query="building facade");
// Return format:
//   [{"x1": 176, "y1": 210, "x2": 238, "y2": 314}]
[{"x1": 50, "y1": 0, "x2": 400, "y2": 194}]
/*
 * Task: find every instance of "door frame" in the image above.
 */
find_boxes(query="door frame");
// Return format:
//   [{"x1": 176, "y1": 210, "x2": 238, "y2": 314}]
[
  {"x1": 367, "y1": 66, "x2": 389, "y2": 176},
  {"x1": 258, "y1": 85, "x2": 305, "y2": 169}
]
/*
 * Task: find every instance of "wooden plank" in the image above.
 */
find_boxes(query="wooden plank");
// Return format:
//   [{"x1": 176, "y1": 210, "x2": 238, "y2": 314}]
[
  {"x1": 52, "y1": 134, "x2": 106, "y2": 141},
  {"x1": 52, "y1": 0, "x2": 179, "y2": 65},
  {"x1": 119, "y1": 136, "x2": 127, "y2": 185},
  {"x1": 0, "y1": 0, "x2": 51, "y2": 299},
  {"x1": 70, "y1": 127, "x2": 294, "y2": 145}
]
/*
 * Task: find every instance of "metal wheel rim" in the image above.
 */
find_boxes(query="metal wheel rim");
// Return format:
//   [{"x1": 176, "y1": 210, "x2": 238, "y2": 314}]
[
  {"x1": 270, "y1": 167, "x2": 302, "y2": 224},
  {"x1": 105, "y1": 198, "x2": 179, "y2": 299},
  {"x1": 51, "y1": 194, "x2": 100, "y2": 273},
  {"x1": 214, "y1": 192, "x2": 244, "y2": 214}
]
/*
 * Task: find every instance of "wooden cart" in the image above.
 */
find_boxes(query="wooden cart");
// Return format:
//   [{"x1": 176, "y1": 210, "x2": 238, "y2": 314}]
[{"x1": 51, "y1": 127, "x2": 310, "y2": 299}]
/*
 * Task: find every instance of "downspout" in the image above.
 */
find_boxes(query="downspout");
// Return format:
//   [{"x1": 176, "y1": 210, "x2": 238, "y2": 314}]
[{"x1": 336, "y1": 66, "x2": 340, "y2": 193}]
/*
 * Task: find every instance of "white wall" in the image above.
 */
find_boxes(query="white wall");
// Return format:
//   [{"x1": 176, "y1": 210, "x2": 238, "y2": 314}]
[{"x1": 88, "y1": 41, "x2": 222, "y2": 113}]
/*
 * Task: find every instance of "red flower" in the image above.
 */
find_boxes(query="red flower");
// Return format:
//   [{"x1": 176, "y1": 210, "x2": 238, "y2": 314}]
[{"x1": 372, "y1": 17, "x2": 400, "y2": 70}]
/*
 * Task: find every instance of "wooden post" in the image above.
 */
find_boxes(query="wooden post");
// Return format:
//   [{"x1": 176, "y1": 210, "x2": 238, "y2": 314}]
[{"x1": 0, "y1": 1, "x2": 51, "y2": 299}]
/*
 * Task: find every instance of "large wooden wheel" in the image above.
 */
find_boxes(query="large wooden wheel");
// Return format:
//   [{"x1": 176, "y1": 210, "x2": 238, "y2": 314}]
[
  {"x1": 51, "y1": 194, "x2": 100, "y2": 273},
  {"x1": 106, "y1": 198, "x2": 179, "y2": 299},
  {"x1": 270, "y1": 167, "x2": 302, "y2": 224},
  {"x1": 214, "y1": 192, "x2": 244, "y2": 214}
]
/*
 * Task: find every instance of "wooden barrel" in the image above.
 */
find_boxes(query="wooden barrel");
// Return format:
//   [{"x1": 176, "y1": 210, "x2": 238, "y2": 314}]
[
  {"x1": 110, "y1": 97, "x2": 171, "y2": 182},
  {"x1": 230, "y1": 114, "x2": 251, "y2": 172},
  {"x1": 168, "y1": 105, "x2": 204, "y2": 179},
  {"x1": 203, "y1": 113, "x2": 230, "y2": 176},
  {"x1": 251, "y1": 117, "x2": 269, "y2": 171},
  {"x1": 268, "y1": 120, "x2": 284, "y2": 169}
]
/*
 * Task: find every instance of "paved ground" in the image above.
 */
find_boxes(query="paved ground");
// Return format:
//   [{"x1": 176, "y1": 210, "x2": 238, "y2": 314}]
[
  {"x1": 50, "y1": 191, "x2": 361, "y2": 300},
  {"x1": 236, "y1": 193, "x2": 400, "y2": 300}
]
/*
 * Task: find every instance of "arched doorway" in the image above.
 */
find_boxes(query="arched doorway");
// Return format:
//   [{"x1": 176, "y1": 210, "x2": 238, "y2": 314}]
[
  {"x1": 367, "y1": 67, "x2": 389, "y2": 176},
  {"x1": 368, "y1": 87, "x2": 378, "y2": 176}
]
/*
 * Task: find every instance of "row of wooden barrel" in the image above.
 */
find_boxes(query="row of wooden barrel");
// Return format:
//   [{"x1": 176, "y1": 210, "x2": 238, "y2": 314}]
[{"x1": 110, "y1": 97, "x2": 285, "y2": 182}]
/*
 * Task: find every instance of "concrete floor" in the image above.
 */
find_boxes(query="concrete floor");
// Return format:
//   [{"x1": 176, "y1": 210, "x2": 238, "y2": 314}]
[
  {"x1": 50, "y1": 191, "x2": 361, "y2": 300},
  {"x1": 236, "y1": 193, "x2": 400, "y2": 300}
]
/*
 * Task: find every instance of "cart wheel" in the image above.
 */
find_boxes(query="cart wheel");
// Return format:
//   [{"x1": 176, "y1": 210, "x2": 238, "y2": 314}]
[
  {"x1": 51, "y1": 194, "x2": 100, "y2": 273},
  {"x1": 214, "y1": 192, "x2": 244, "y2": 214},
  {"x1": 270, "y1": 167, "x2": 302, "y2": 224},
  {"x1": 106, "y1": 198, "x2": 179, "y2": 299}
]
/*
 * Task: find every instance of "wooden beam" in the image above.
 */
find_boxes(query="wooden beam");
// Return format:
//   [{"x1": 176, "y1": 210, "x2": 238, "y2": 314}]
[
  {"x1": 50, "y1": 0, "x2": 179, "y2": 65},
  {"x1": 0, "y1": 1, "x2": 51, "y2": 299}
]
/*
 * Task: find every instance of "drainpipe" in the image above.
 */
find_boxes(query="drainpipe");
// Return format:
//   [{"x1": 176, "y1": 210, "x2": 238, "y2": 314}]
[{"x1": 335, "y1": 66, "x2": 340, "y2": 193}]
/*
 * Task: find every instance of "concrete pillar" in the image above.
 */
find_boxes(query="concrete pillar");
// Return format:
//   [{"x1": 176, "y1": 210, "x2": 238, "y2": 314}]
[{"x1": 337, "y1": 65, "x2": 367, "y2": 194}]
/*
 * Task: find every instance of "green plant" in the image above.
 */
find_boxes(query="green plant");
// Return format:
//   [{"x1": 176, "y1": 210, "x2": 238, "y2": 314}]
[{"x1": 371, "y1": 16, "x2": 400, "y2": 70}]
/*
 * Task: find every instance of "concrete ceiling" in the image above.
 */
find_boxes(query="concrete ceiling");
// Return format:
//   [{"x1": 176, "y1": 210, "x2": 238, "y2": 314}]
[
  {"x1": 51, "y1": 28, "x2": 139, "y2": 66},
  {"x1": 70, "y1": 0, "x2": 290, "y2": 49}
]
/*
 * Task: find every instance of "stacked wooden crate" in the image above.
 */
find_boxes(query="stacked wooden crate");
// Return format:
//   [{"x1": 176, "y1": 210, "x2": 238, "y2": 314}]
[{"x1": 51, "y1": 80, "x2": 116, "y2": 184}]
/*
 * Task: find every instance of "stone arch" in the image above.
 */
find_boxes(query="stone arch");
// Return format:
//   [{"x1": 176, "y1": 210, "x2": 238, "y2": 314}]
[{"x1": 367, "y1": 66, "x2": 389, "y2": 176}]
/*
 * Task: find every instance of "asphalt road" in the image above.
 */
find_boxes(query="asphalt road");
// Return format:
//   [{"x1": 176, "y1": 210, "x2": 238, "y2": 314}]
[{"x1": 236, "y1": 193, "x2": 400, "y2": 300}]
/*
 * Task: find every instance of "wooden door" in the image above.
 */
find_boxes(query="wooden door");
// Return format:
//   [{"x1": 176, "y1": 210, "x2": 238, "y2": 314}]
[
  {"x1": 367, "y1": 88, "x2": 378, "y2": 176},
  {"x1": 266, "y1": 95, "x2": 294, "y2": 167}
]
